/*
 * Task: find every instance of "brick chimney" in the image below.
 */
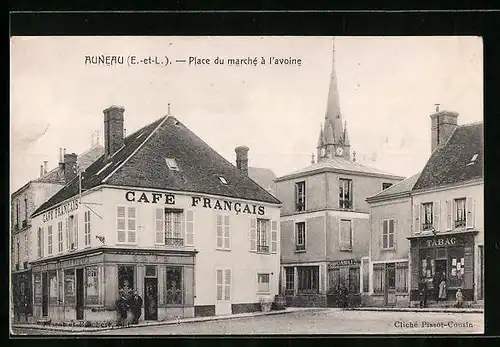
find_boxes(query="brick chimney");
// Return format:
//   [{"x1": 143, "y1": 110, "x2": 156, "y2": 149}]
[
  {"x1": 39, "y1": 165, "x2": 44, "y2": 178},
  {"x1": 103, "y1": 105, "x2": 125, "y2": 157},
  {"x1": 64, "y1": 153, "x2": 78, "y2": 183},
  {"x1": 430, "y1": 109, "x2": 458, "y2": 153},
  {"x1": 235, "y1": 146, "x2": 249, "y2": 176},
  {"x1": 43, "y1": 160, "x2": 48, "y2": 175}
]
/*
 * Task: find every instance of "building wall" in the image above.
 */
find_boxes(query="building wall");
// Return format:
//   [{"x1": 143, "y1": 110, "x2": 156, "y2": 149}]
[
  {"x1": 325, "y1": 212, "x2": 370, "y2": 261},
  {"x1": 281, "y1": 214, "x2": 327, "y2": 264}
]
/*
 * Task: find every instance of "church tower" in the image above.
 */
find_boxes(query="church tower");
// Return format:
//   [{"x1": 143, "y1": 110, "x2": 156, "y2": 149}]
[{"x1": 316, "y1": 38, "x2": 351, "y2": 162}]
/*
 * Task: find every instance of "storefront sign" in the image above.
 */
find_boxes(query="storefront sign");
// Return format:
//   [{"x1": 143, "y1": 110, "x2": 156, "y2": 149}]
[
  {"x1": 125, "y1": 191, "x2": 176, "y2": 204},
  {"x1": 425, "y1": 236, "x2": 457, "y2": 247},
  {"x1": 42, "y1": 199, "x2": 79, "y2": 223},
  {"x1": 328, "y1": 259, "x2": 360, "y2": 269},
  {"x1": 191, "y1": 196, "x2": 265, "y2": 216}
]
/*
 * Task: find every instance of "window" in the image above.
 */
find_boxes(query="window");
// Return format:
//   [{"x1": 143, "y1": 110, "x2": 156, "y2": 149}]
[
  {"x1": 118, "y1": 265, "x2": 135, "y2": 294},
  {"x1": 297, "y1": 266, "x2": 319, "y2": 294},
  {"x1": 24, "y1": 197, "x2": 28, "y2": 221},
  {"x1": 117, "y1": 206, "x2": 137, "y2": 243},
  {"x1": 16, "y1": 199, "x2": 20, "y2": 227},
  {"x1": 84, "y1": 211, "x2": 91, "y2": 246},
  {"x1": 47, "y1": 225, "x2": 53, "y2": 255},
  {"x1": 330, "y1": 267, "x2": 340, "y2": 290},
  {"x1": 362, "y1": 258, "x2": 369, "y2": 293},
  {"x1": 165, "y1": 158, "x2": 179, "y2": 171},
  {"x1": 422, "y1": 202, "x2": 434, "y2": 231},
  {"x1": 57, "y1": 221, "x2": 63, "y2": 252},
  {"x1": 216, "y1": 269, "x2": 231, "y2": 301},
  {"x1": 216, "y1": 214, "x2": 230, "y2": 250},
  {"x1": 156, "y1": 208, "x2": 192, "y2": 246},
  {"x1": 49, "y1": 272, "x2": 58, "y2": 299},
  {"x1": 257, "y1": 219, "x2": 269, "y2": 252},
  {"x1": 285, "y1": 267, "x2": 294, "y2": 294},
  {"x1": 339, "y1": 219, "x2": 353, "y2": 251},
  {"x1": 24, "y1": 234, "x2": 29, "y2": 258},
  {"x1": 448, "y1": 247, "x2": 465, "y2": 288},
  {"x1": 373, "y1": 264, "x2": 384, "y2": 294},
  {"x1": 257, "y1": 273, "x2": 270, "y2": 293},
  {"x1": 339, "y1": 178, "x2": 353, "y2": 209},
  {"x1": 295, "y1": 222, "x2": 306, "y2": 251},
  {"x1": 295, "y1": 181, "x2": 306, "y2": 211},
  {"x1": 86, "y1": 267, "x2": 99, "y2": 304},
  {"x1": 348, "y1": 267, "x2": 360, "y2": 293},
  {"x1": 396, "y1": 262, "x2": 409, "y2": 293},
  {"x1": 71, "y1": 215, "x2": 78, "y2": 249},
  {"x1": 165, "y1": 209, "x2": 183, "y2": 245},
  {"x1": 454, "y1": 198, "x2": 466, "y2": 228},
  {"x1": 64, "y1": 269, "x2": 76, "y2": 299},
  {"x1": 37, "y1": 227, "x2": 44, "y2": 258},
  {"x1": 16, "y1": 237, "x2": 20, "y2": 266},
  {"x1": 382, "y1": 182, "x2": 393, "y2": 190},
  {"x1": 382, "y1": 219, "x2": 395, "y2": 249},
  {"x1": 166, "y1": 267, "x2": 183, "y2": 304}
]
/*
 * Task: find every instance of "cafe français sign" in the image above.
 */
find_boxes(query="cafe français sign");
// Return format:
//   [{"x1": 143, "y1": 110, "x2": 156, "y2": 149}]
[
  {"x1": 42, "y1": 199, "x2": 79, "y2": 222},
  {"x1": 125, "y1": 190, "x2": 265, "y2": 216}
]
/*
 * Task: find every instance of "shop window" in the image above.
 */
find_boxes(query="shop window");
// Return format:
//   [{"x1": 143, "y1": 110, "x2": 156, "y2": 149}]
[
  {"x1": 348, "y1": 267, "x2": 360, "y2": 293},
  {"x1": 216, "y1": 214, "x2": 231, "y2": 250},
  {"x1": 454, "y1": 198, "x2": 466, "y2": 228},
  {"x1": 339, "y1": 219, "x2": 353, "y2": 251},
  {"x1": 117, "y1": 206, "x2": 137, "y2": 244},
  {"x1": 49, "y1": 272, "x2": 58, "y2": 300},
  {"x1": 422, "y1": 202, "x2": 434, "y2": 231},
  {"x1": 64, "y1": 269, "x2": 76, "y2": 304},
  {"x1": 256, "y1": 219, "x2": 269, "y2": 253},
  {"x1": 145, "y1": 265, "x2": 157, "y2": 277},
  {"x1": 86, "y1": 267, "x2": 99, "y2": 304},
  {"x1": 257, "y1": 273, "x2": 270, "y2": 293},
  {"x1": 295, "y1": 222, "x2": 306, "y2": 251},
  {"x1": 448, "y1": 248, "x2": 465, "y2": 288},
  {"x1": 118, "y1": 265, "x2": 135, "y2": 296},
  {"x1": 166, "y1": 267, "x2": 183, "y2": 304},
  {"x1": 297, "y1": 266, "x2": 319, "y2": 294},
  {"x1": 382, "y1": 219, "x2": 395, "y2": 249},
  {"x1": 362, "y1": 259, "x2": 369, "y2": 293},
  {"x1": 396, "y1": 262, "x2": 409, "y2": 293},
  {"x1": 295, "y1": 181, "x2": 306, "y2": 211},
  {"x1": 339, "y1": 179, "x2": 353, "y2": 209},
  {"x1": 373, "y1": 264, "x2": 384, "y2": 294},
  {"x1": 34, "y1": 273, "x2": 42, "y2": 304},
  {"x1": 330, "y1": 267, "x2": 341, "y2": 291},
  {"x1": 285, "y1": 267, "x2": 294, "y2": 294}
]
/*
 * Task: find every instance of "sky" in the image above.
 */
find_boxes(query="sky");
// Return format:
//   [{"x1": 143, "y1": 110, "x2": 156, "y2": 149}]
[{"x1": 10, "y1": 36, "x2": 483, "y2": 193}]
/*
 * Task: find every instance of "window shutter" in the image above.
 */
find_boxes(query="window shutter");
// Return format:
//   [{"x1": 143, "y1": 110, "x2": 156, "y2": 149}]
[
  {"x1": 380, "y1": 221, "x2": 385, "y2": 249},
  {"x1": 391, "y1": 219, "x2": 396, "y2": 250},
  {"x1": 127, "y1": 207, "x2": 136, "y2": 243},
  {"x1": 466, "y1": 196, "x2": 475, "y2": 229},
  {"x1": 65, "y1": 217, "x2": 70, "y2": 249},
  {"x1": 413, "y1": 204, "x2": 420, "y2": 234},
  {"x1": 271, "y1": 220, "x2": 278, "y2": 253},
  {"x1": 223, "y1": 215, "x2": 230, "y2": 249},
  {"x1": 117, "y1": 206, "x2": 126, "y2": 243},
  {"x1": 433, "y1": 201, "x2": 440, "y2": 231},
  {"x1": 155, "y1": 208, "x2": 164, "y2": 244},
  {"x1": 185, "y1": 210, "x2": 195, "y2": 246},
  {"x1": 445, "y1": 200, "x2": 452, "y2": 231},
  {"x1": 249, "y1": 217, "x2": 257, "y2": 251},
  {"x1": 74, "y1": 214, "x2": 78, "y2": 248},
  {"x1": 216, "y1": 269, "x2": 223, "y2": 301},
  {"x1": 216, "y1": 215, "x2": 223, "y2": 248},
  {"x1": 224, "y1": 269, "x2": 231, "y2": 300}
]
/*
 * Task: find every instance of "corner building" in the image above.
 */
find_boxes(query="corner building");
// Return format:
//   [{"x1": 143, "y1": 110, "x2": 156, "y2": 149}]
[{"x1": 30, "y1": 106, "x2": 281, "y2": 323}]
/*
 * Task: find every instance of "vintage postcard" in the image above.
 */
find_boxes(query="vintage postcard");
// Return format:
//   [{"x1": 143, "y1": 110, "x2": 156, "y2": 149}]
[{"x1": 10, "y1": 36, "x2": 483, "y2": 335}]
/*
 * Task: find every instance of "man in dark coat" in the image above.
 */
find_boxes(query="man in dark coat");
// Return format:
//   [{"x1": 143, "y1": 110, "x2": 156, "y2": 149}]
[
  {"x1": 116, "y1": 291, "x2": 129, "y2": 326},
  {"x1": 130, "y1": 290, "x2": 143, "y2": 324},
  {"x1": 419, "y1": 278, "x2": 428, "y2": 308}
]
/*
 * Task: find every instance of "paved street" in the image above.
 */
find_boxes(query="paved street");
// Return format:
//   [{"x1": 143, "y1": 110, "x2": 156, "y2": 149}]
[{"x1": 12, "y1": 308, "x2": 483, "y2": 335}]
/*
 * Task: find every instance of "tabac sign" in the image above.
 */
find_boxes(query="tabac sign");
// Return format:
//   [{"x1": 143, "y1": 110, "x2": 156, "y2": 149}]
[
  {"x1": 425, "y1": 236, "x2": 457, "y2": 247},
  {"x1": 42, "y1": 199, "x2": 79, "y2": 223}
]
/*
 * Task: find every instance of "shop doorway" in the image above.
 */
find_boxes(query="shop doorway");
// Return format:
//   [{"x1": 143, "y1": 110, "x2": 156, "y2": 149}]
[
  {"x1": 144, "y1": 278, "x2": 158, "y2": 321},
  {"x1": 76, "y1": 269, "x2": 84, "y2": 320},
  {"x1": 385, "y1": 263, "x2": 396, "y2": 306},
  {"x1": 41, "y1": 273, "x2": 48, "y2": 317}
]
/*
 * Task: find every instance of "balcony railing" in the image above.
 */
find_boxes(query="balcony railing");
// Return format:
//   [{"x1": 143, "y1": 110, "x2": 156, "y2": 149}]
[
  {"x1": 422, "y1": 223, "x2": 434, "y2": 231},
  {"x1": 295, "y1": 244, "x2": 305, "y2": 252},
  {"x1": 257, "y1": 244, "x2": 269, "y2": 253},
  {"x1": 295, "y1": 203, "x2": 305, "y2": 212},
  {"x1": 339, "y1": 199, "x2": 353, "y2": 209},
  {"x1": 455, "y1": 219, "x2": 466, "y2": 228},
  {"x1": 165, "y1": 237, "x2": 184, "y2": 246}
]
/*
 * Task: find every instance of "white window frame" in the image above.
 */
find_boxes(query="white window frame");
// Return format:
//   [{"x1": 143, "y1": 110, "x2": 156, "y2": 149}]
[
  {"x1": 57, "y1": 221, "x2": 63, "y2": 253},
  {"x1": 257, "y1": 273, "x2": 271, "y2": 294},
  {"x1": 116, "y1": 206, "x2": 137, "y2": 244},
  {"x1": 454, "y1": 197, "x2": 466, "y2": 228},
  {"x1": 421, "y1": 202, "x2": 434, "y2": 231},
  {"x1": 47, "y1": 225, "x2": 53, "y2": 255},
  {"x1": 295, "y1": 181, "x2": 306, "y2": 211},
  {"x1": 339, "y1": 178, "x2": 353, "y2": 209},
  {"x1": 216, "y1": 214, "x2": 231, "y2": 250},
  {"x1": 256, "y1": 218, "x2": 269, "y2": 253},
  {"x1": 339, "y1": 219, "x2": 353, "y2": 251},
  {"x1": 295, "y1": 221, "x2": 306, "y2": 252},
  {"x1": 216, "y1": 268, "x2": 231, "y2": 301},
  {"x1": 155, "y1": 208, "x2": 191, "y2": 246},
  {"x1": 381, "y1": 219, "x2": 396, "y2": 250},
  {"x1": 84, "y1": 210, "x2": 91, "y2": 247}
]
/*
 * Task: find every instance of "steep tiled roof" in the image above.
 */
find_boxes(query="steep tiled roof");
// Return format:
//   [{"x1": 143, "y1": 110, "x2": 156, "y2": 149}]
[
  {"x1": 77, "y1": 144, "x2": 105, "y2": 171},
  {"x1": 412, "y1": 122, "x2": 483, "y2": 191},
  {"x1": 33, "y1": 116, "x2": 280, "y2": 216},
  {"x1": 248, "y1": 167, "x2": 277, "y2": 195},
  {"x1": 367, "y1": 172, "x2": 420, "y2": 201},
  {"x1": 276, "y1": 156, "x2": 404, "y2": 181}
]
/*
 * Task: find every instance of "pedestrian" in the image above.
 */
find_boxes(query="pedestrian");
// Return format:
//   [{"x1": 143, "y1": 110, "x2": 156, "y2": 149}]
[
  {"x1": 116, "y1": 290, "x2": 130, "y2": 326},
  {"x1": 130, "y1": 290, "x2": 143, "y2": 324},
  {"x1": 419, "y1": 277, "x2": 428, "y2": 308},
  {"x1": 455, "y1": 288, "x2": 464, "y2": 308},
  {"x1": 432, "y1": 272, "x2": 441, "y2": 302},
  {"x1": 438, "y1": 274, "x2": 447, "y2": 302}
]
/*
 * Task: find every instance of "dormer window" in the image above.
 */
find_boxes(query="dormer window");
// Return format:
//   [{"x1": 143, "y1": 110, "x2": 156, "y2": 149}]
[
  {"x1": 165, "y1": 158, "x2": 180, "y2": 171},
  {"x1": 219, "y1": 176, "x2": 228, "y2": 185},
  {"x1": 466, "y1": 153, "x2": 479, "y2": 166}
]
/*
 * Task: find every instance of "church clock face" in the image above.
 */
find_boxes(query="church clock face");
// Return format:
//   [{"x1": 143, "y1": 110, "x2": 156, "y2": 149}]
[{"x1": 336, "y1": 147, "x2": 344, "y2": 156}]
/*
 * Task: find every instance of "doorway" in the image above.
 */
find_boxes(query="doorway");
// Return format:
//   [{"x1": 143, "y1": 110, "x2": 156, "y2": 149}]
[
  {"x1": 41, "y1": 273, "x2": 48, "y2": 317},
  {"x1": 76, "y1": 268, "x2": 84, "y2": 320},
  {"x1": 385, "y1": 263, "x2": 396, "y2": 306},
  {"x1": 144, "y1": 278, "x2": 158, "y2": 321}
]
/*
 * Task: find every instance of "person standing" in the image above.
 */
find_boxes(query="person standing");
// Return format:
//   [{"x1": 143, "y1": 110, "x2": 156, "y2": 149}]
[
  {"x1": 438, "y1": 273, "x2": 447, "y2": 302},
  {"x1": 116, "y1": 290, "x2": 129, "y2": 326},
  {"x1": 419, "y1": 277, "x2": 428, "y2": 308},
  {"x1": 130, "y1": 290, "x2": 143, "y2": 324},
  {"x1": 455, "y1": 288, "x2": 464, "y2": 308}
]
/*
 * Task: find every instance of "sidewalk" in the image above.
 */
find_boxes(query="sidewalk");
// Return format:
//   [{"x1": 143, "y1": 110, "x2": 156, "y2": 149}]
[
  {"x1": 11, "y1": 307, "x2": 325, "y2": 334},
  {"x1": 345, "y1": 307, "x2": 483, "y2": 314}
]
